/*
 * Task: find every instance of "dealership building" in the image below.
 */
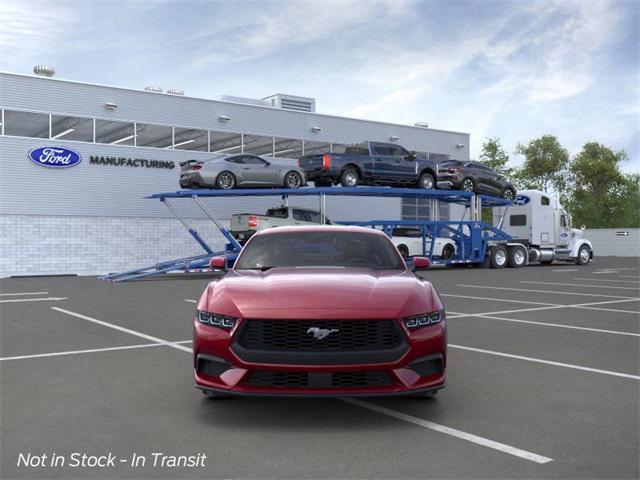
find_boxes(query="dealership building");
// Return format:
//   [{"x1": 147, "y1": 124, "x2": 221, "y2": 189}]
[{"x1": 0, "y1": 69, "x2": 470, "y2": 277}]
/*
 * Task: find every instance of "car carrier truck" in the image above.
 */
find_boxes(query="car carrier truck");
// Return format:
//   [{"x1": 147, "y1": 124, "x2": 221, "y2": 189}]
[{"x1": 492, "y1": 189, "x2": 593, "y2": 267}]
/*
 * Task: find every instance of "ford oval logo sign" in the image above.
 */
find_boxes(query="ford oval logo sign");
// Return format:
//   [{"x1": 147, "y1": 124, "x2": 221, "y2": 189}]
[
  {"x1": 513, "y1": 195, "x2": 530, "y2": 206},
  {"x1": 28, "y1": 146, "x2": 82, "y2": 168}
]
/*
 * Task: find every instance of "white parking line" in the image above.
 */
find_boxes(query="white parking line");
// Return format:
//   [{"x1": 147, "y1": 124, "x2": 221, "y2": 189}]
[
  {"x1": 442, "y1": 294, "x2": 558, "y2": 306},
  {"x1": 620, "y1": 275, "x2": 640, "y2": 279},
  {"x1": 447, "y1": 311, "x2": 640, "y2": 337},
  {"x1": 0, "y1": 297, "x2": 67, "y2": 304},
  {"x1": 456, "y1": 284, "x2": 636, "y2": 299},
  {"x1": 444, "y1": 298, "x2": 640, "y2": 317},
  {"x1": 0, "y1": 291, "x2": 49, "y2": 296},
  {"x1": 520, "y1": 281, "x2": 640, "y2": 291},
  {"x1": 552, "y1": 269, "x2": 579, "y2": 272},
  {"x1": 343, "y1": 398, "x2": 553, "y2": 464},
  {"x1": 185, "y1": 299, "x2": 197, "y2": 304},
  {"x1": 572, "y1": 278, "x2": 640, "y2": 284},
  {"x1": 51, "y1": 307, "x2": 193, "y2": 353},
  {"x1": 449, "y1": 344, "x2": 640, "y2": 380},
  {"x1": 0, "y1": 341, "x2": 193, "y2": 362}
]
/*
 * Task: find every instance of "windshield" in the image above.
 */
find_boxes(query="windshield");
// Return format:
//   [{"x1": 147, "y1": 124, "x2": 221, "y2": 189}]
[{"x1": 235, "y1": 231, "x2": 405, "y2": 270}]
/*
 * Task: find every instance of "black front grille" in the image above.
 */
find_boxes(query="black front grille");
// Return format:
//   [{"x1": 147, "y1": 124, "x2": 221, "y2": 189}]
[
  {"x1": 246, "y1": 370, "x2": 392, "y2": 389},
  {"x1": 237, "y1": 319, "x2": 402, "y2": 351}
]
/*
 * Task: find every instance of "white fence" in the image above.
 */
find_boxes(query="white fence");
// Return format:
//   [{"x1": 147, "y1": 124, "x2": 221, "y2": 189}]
[{"x1": 584, "y1": 228, "x2": 640, "y2": 257}]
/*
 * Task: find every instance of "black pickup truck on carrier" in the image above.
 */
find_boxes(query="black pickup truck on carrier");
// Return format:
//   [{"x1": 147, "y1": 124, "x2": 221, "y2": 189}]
[{"x1": 298, "y1": 141, "x2": 441, "y2": 189}]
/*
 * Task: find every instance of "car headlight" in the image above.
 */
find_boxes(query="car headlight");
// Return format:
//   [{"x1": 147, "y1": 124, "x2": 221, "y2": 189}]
[
  {"x1": 197, "y1": 310, "x2": 237, "y2": 329},
  {"x1": 403, "y1": 310, "x2": 444, "y2": 329}
]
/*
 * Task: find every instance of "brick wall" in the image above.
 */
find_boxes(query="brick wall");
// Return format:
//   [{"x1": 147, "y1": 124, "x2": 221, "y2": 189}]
[
  {"x1": 0, "y1": 215, "x2": 228, "y2": 277},
  {"x1": 583, "y1": 228, "x2": 640, "y2": 257}
]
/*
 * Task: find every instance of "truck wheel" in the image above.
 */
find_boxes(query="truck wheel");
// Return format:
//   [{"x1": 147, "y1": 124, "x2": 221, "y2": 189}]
[
  {"x1": 507, "y1": 246, "x2": 526, "y2": 268},
  {"x1": 576, "y1": 245, "x2": 591, "y2": 265},
  {"x1": 490, "y1": 245, "x2": 507, "y2": 269},
  {"x1": 397, "y1": 244, "x2": 409, "y2": 259},
  {"x1": 216, "y1": 171, "x2": 236, "y2": 189},
  {"x1": 340, "y1": 168, "x2": 359, "y2": 187},
  {"x1": 284, "y1": 171, "x2": 303, "y2": 189},
  {"x1": 418, "y1": 172, "x2": 435, "y2": 189},
  {"x1": 462, "y1": 178, "x2": 475, "y2": 192}
]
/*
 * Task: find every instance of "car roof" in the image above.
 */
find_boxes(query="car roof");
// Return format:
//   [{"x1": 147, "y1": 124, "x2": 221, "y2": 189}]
[{"x1": 255, "y1": 225, "x2": 387, "y2": 237}]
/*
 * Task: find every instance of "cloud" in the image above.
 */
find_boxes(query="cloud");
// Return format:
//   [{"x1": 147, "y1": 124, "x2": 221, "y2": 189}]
[{"x1": 0, "y1": 0, "x2": 77, "y2": 64}]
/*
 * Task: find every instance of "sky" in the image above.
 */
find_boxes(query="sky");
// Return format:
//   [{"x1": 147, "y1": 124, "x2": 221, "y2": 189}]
[{"x1": 1, "y1": 0, "x2": 638, "y2": 172}]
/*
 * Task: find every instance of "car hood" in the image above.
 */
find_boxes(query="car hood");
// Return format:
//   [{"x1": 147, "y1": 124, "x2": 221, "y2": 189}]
[{"x1": 199, "y1": 267, "x2": 441, "y2": 319}]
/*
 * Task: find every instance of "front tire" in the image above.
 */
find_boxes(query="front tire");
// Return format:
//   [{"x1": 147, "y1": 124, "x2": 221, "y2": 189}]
[
  {"x1": 284, "y1": 171, "x2": 303, "y2": 189},
  {"x1": 576, "y1": 245, "x2": 591, "y2": 265},
  {"x1": 397, "y1": 244, "x2": 409, "y2": 259},
  {"x1": 441, "y1": 243, "x2": 455, "y2": 259},
  {"x1": 216, "y1": 171, "x2": 236, "y2": 189},
  {"x1": 418, "y1": 172, "x2": 435, "y2": 190},
  {"x1": 340, "y1": 168, "x2": 359, "y2": 187},
  {"x1": 490, "y1": 245, "x2": 508, "y2": 269}
]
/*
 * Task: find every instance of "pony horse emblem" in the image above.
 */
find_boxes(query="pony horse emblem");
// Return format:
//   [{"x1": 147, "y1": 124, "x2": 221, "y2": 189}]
[{"x1": 306, "y1": 327, "x2": 340, "y2": 340}]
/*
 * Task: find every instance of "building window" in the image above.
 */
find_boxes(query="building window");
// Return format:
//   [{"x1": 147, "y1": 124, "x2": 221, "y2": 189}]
[
  {"x1": 210, "y1": 131, "x2": 243, "y2": 154},
  {"x1": 95, "y1": 119, "x2": 135, "y2": 145},
  {"x1": 51, "y1": 114, "x2": 93, "y2": 142},
  {"x1": 243, "y1": 134, "x2": 274, "y2": 156},
  {"x1": 402, "y1": 198, "x2": 431, "y2": 221},
  {"x1": 273, "y1": 137, "x2": 303, "y2": 159},
  {"x1": 304, "y1": 140, "x2": 331, "y2": 155},
  {"x1": 3, "y1": 110, "x2": 49, "y2": 138},
  {"x1": 135, "y1": 123, "x2": 173, "y2": 148},
  {"x1": 173, "y1": 127, "x2": 208, "y2": 151}
]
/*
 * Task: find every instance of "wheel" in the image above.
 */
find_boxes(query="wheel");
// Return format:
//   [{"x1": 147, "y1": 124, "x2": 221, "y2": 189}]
[
  {"x1": 461, "y1": 177, "x2": 475, "y2": 192},
  {"x1": 490, "y1": 245, "x2": 508, "y2": 269},
  {"x1": 418, "y1": 172, "x2": 435, "y2": 189},
  {"x1": 507, "y1": 246, "x2": 526, "y2": 268},
  {"x1": 503, "y1": 188, "x2": 516, "y2": 201},
  {"x1": 397, "y1": 244, "x2": 409, "y2": 259},
  {"x1": 284, "y1": 170, "x2": 303, "y2": 189},
  {"x1": 216, "y1": 171, "x2": 236, "y2": 189},
  {"x1": 340, "y1": 168, "x2": 359, "y2": 187},
  {"x1": 576, "y1": 245, "x2": 591, "y2": 265},
  {"x1": 441, "y1": 243, "x2": 455, "y2": 259}
]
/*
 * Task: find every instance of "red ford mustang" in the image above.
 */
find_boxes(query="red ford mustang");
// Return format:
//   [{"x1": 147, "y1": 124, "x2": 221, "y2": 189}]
[{"x1": 193, "y1": 225, "x2": 447, "y2": 397}]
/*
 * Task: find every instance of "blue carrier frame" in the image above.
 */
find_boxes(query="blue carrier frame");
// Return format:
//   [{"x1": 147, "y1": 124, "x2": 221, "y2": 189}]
[{"x1": 100, "y1": 186, "x2": 512, "y2": 282}]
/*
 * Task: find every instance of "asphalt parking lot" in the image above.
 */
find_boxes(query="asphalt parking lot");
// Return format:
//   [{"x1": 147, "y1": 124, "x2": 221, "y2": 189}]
[{"x1": 1, "y1": 257, "x2": 638, "y2": 479}]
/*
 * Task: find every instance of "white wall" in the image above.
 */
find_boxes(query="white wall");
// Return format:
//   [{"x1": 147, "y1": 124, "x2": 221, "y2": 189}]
[{"x1": 584, "y1": 228, "x2": 640, "y2": 257}]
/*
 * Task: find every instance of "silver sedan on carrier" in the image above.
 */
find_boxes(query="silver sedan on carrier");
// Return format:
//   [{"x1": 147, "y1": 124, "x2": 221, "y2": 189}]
[{"x1": 179, "y1": 154, "x2": 307, "y2": 189}]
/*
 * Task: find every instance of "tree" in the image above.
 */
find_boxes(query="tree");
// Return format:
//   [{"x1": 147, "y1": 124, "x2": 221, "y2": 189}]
[
  {"x1": 515, "y1": 135, "x2": 569, "y2": 193},
  {"x1": 479, "y1": 137, "x2": 513, "y2": 177},
  {"x1": 565, "y1": 142, "x2": 638, "y2": 228}
]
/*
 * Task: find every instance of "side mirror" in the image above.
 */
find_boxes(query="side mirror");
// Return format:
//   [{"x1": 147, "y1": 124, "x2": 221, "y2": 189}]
[
  {"x1": 407, "y1": 151, "x2": 417, "y2": 161},
  {"x1": 209, "y1": 256, "x2": 227, "y2": 271},
  {"x1": 412, "y1": 257, "x2": 430, "y2": 270}
]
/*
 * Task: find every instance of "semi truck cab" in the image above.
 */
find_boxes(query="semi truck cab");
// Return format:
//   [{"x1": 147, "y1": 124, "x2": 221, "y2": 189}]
[{"x1": 494, "y1": 190, "x2": 593, "y2": 265}]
